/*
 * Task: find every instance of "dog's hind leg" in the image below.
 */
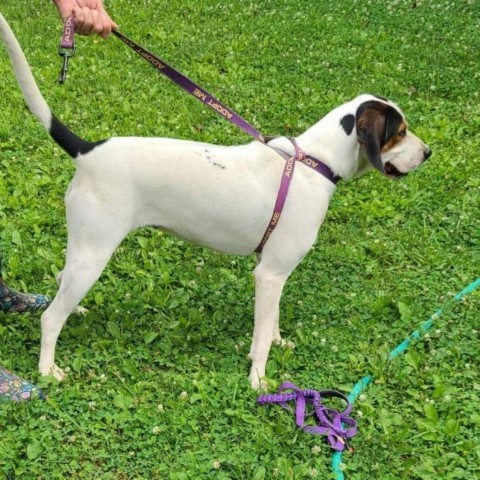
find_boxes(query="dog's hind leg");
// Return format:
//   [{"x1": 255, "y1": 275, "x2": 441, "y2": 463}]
[
  {"x1": 38, "y1": 245, "x2": 116, "y2": 379},
  {"x1": 39, "y1": 191, "x2": 129, "y2": 379}
]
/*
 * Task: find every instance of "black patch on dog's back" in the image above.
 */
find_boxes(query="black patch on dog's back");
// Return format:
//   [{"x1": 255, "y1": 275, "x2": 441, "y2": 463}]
[
  {"x1": 340, "y1": 114, "x2": 355, "y2": 135},
  {"x1": 50, "y1": 115, "x2": 107, "y2": 158}
]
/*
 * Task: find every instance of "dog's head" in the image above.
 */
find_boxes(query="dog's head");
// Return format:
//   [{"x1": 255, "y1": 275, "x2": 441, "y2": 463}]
[{"x1": 355, "y1": 97, "x2": 431, "y2": 179}]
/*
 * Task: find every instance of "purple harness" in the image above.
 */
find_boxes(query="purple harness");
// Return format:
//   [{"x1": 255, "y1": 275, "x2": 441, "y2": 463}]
[
  {"x1": 109, "y1": 29, "x2": 342, "y2": 251},
  {"x1": 257, "y1": 382, "x2": 357, "y2": 451},
  {"x1": 257, "y1": 139, "x2": 340, "y2": 252},
  {"x1": 58, "y1": 18, "x2": 340, "y2": 252}
]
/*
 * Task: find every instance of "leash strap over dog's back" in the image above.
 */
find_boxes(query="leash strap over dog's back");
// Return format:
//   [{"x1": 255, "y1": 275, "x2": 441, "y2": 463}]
[{"x1": 112, "y1": 30, "x2": 265, "y2": 143}]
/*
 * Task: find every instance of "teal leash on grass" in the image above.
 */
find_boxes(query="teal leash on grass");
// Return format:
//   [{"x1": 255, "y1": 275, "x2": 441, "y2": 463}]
[{"x1": 332, "y1": 277, "x2": 480, "y2": 479}]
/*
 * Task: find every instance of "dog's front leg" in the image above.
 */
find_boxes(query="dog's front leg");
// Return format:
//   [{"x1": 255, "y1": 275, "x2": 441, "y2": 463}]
[{"x1": 248, "y1": 263, "x2": 288, "y2": 389}]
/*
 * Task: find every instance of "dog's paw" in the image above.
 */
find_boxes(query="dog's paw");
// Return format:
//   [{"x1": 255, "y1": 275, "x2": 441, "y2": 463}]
[
  {"x1": 249, "y1": 372, "x2": 268, "y2": 391},
  {"x1": 74, "y1": 306, "x2": 89, "y2": 315},
  {"x1": 45, "y1": 364, "x2": 67, "y2": 381},
  {"x1": 272, "y1": 332, "x2": 282, "y2": 345}
]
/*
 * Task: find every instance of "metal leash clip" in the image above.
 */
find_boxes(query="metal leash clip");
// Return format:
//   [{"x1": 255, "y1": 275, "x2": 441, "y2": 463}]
[
  {"x1": 58, "y1": 15, "x2": 75, "y2": 84},
  {"x1": 58, "y1": 44, "x2": 76, "y2": 84}
]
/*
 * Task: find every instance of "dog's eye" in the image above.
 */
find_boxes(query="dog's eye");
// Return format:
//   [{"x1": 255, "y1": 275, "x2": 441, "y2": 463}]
[{"x1": 398, "y1": 130, "x2": 407, "y2": 137}]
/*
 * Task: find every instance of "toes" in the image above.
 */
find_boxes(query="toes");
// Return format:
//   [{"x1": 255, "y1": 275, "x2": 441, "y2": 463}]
[
  {"x1": 49, "y1": 365, "x2": 67, "y2": 381},
  {"x1": 272, "y1": 333, "x2": 282, "y2": 345},
  {"x1": 249, "y1": 370, "x2": 268, "y2": 391}
]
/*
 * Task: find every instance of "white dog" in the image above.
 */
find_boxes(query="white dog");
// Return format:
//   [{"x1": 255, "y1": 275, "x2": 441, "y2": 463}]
[{"x1": 0, "y1": 13, "x2": 431, "y2": 388}]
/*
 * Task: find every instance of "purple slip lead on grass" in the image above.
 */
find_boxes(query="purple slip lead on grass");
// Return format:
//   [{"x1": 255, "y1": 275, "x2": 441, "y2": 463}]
[{"x1": 257, "y1": 382, "x2": 357, "y2": 452}]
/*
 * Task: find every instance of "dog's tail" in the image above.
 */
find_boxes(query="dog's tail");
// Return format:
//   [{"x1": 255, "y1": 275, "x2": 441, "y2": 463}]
[{"x1": 0, "y1": 12, "x2": 105, "y2": 158}]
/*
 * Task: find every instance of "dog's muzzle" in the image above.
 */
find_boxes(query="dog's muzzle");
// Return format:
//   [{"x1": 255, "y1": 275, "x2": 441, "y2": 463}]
[
  {"x1": 385, "y1": 162, "x2": 408, "y2": 179},
  {"x1": 385, "y1": 146, "x2": 432, "y2": 179}
]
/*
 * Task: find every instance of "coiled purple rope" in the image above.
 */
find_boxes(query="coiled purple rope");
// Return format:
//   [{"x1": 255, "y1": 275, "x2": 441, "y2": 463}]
[{"x1": 257, "y1": 382, "x2": 357, "y2": 451}]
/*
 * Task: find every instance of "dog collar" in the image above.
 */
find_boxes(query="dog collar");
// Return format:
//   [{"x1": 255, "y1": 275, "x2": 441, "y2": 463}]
[
  {"x1": 264, "y1": 136, "x2": 340, "y2": 185},
  {"x1": 299, "y1": 153, "x2": 341, "y2": 185}
]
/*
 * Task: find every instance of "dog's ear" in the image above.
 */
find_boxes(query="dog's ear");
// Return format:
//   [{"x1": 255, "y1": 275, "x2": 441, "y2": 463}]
[{"x1": 356, "y1": 100, "x2": 403, "y2": 174}]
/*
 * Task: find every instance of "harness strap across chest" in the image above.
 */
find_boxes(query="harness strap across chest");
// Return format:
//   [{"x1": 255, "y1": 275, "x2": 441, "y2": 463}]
[{"x1": 256, "y1": 138, "x2": 340, "y2": 252}]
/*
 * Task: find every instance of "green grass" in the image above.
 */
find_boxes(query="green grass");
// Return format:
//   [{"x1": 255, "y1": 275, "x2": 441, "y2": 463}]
[{"x1": 1, "y1": 0, "x2": 479, "y2": 478}]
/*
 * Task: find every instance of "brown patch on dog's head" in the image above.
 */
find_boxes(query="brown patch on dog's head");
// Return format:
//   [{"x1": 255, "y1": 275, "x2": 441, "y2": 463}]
[
  {"x1": 355, "y1": 100, "x2": 405, "y2": 174},
  {"x1": 381, "y1": 120, "x2": 408, "y2": 152}
]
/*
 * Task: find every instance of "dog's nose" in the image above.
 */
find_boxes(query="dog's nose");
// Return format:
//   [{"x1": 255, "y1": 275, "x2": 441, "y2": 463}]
[{"x1": 423, "y1": 147, "x2": 432, "y2": 160}]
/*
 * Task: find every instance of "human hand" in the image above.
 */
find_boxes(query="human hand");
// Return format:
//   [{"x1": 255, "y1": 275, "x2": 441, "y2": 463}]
[{"x1": 53, "y1": 0, "x2": 117, "y2": 38}]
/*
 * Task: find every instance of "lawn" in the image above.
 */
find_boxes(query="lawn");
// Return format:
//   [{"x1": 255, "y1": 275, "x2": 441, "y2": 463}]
[{"x1": 0, "y1": 0, "x2": 479, "y2": 479}]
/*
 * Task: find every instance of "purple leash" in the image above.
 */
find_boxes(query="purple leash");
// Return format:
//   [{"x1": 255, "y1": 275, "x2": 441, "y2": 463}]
[
  {"x1": 257, "y1": 139, "x2": 340, "y2": 253},
  {"x1": 257, "y1": 382, "x2": 357, "y2": 452},
  {"x1": 112, "y1": 30, "x2": 265, "y2": 143},
  {"x1": 111, "y1": 29, "x2": 341, "y2": 252},
  {"x1": 57, "y1": 24, "x2": 341, "y2": 251}
]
